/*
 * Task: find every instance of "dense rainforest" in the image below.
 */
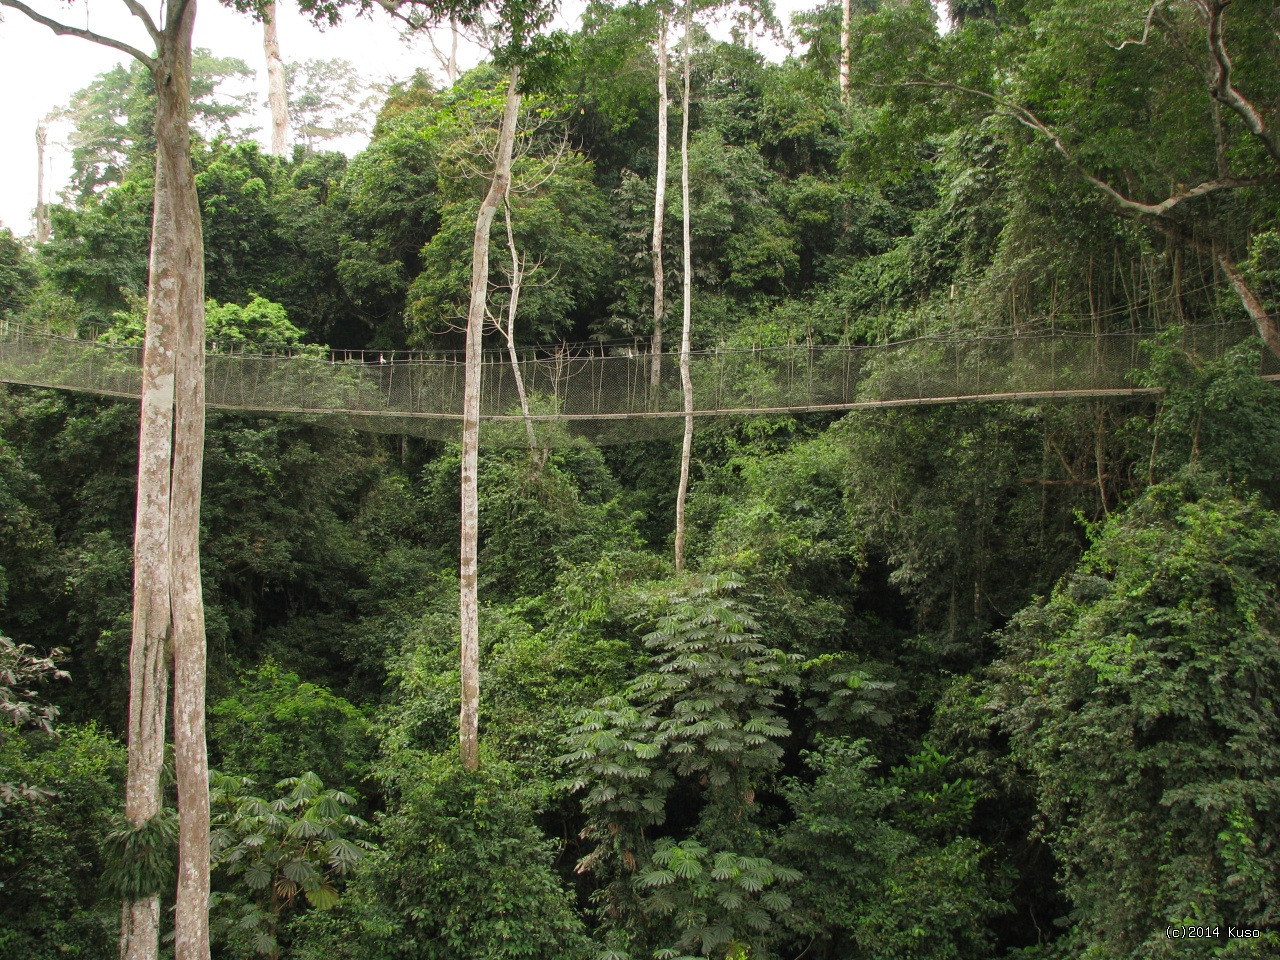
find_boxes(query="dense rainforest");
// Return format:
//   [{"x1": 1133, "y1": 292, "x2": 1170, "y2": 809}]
[{"x1": 2, "y1": 0, "x2": 1280, "y2": 957}]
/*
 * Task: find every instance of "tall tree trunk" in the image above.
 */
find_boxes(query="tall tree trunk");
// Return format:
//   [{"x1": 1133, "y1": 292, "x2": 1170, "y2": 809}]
[
  {"x1": 35, "y1": 124, "x2": 50, "y2": 244},
  {"x1": 840, "y1": 0, "x2": 851, "y2": 106},
  {"x1": 447, "y1": 19, "x2": 458, "y2": 84},
  {"x1": 120, "y1": 113, "x2": 176, "y2": 957},
  {"x1": 0, "y1": 1, "x2": 209, "y2": 957},
  {"x1": 459, "y1": 67, "x2": 520, "y2": 773},
  {"x1": 427, "y1": 18, "x2": 460, "y2": 84},
  {"x1": 674, "y1": 0, "x2": 693, "y2": 573},
  {"x1": 650, "y1": 14, "x2": 669, "y2": 397},
  {"x1": 262, "y1": 0, "x2": 289, "y2": 156},
  {"x1": 121, "y1": 1, "x2": 207, "y2": 957},
  {"x1": 153, "y1": 6, "x2": 210, "y2": 958},
  {"x1": 1217, "y1": 249, "x2": 1280, "y2": 358},
  {"x1": 501, "y1": 197, "x2": 541, "y2": 462}
]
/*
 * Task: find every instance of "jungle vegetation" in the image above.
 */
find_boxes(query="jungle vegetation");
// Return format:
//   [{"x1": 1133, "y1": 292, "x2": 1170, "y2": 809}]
[{"x1": 2, "y1": 0, "x2": 1280, "y2": 958}]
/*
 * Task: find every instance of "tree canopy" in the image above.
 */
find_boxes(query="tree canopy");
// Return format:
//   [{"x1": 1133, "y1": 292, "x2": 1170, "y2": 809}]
[{"x1": 2, "y1": 0, "x2": 1279, "y2": 956}]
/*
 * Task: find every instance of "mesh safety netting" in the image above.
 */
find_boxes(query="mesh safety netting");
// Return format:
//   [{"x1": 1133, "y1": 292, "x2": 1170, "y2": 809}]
[{"x1": 1, "y1": 320, "x2": 1272, "y2": 445}]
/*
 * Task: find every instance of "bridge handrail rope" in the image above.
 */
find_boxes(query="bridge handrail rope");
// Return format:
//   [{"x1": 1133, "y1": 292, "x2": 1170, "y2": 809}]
[{"x1": 1, "y1": 317, "x2": 1274, "y2": 446}]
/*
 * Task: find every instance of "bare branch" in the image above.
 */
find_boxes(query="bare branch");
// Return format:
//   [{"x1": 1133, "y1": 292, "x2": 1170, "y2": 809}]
[
  {"x1": 423, "y1": 21, "x2": 459, "y2": 84},
  {"x1": 375, "y1": 0, "x2": 418, "y2": 30},
  {"x1": 1107, "y1": 0, "x2": 1163, "y2": 50},
  {"x1": 120, "y1": 0, "x2": 161, "y2": 44},
  {"x1": 0, "y1": 0, "x2": 156, "y2": 67},
  {"x1": 513, "y1": 131, "x2": 571, "y2": 194}
]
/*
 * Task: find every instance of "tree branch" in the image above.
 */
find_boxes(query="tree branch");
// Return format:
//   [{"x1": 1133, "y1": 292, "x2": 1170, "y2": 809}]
[
  {"x1": 424, "y1": 23, "x2": 460, "y2": 82},
  {"x1": 1215, "y1": 246, "x2": 1280, "y2": 357},
  {"x1": 0, "y1": 0, "x2": 156, "y2": 67},
  {"x1": 1202, "y1": 0, "x2": 1280, "y2": 168},
  {"x1": 374, "y1": 0, "x2": 418, "y2": 30},
  {"x1": 892, "y1": 79, "x2": 1277, "y2": 219},
  {"x1": 1107, "y1": 0, "x2": 1164, "y2": 49},
  {"x1": 120, "y1": 0, "x2": 161, "y2": 44}
]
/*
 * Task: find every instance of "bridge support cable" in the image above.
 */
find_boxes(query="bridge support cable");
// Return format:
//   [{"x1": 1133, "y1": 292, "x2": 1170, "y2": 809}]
[{"x1": 2, "y1": 321, "x2": 1274, "y2": 446}]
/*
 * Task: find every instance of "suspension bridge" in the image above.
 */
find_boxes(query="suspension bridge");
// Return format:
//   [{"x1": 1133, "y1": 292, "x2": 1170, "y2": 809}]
[{"x1": 0, "y1": 320, "x2": 1272, "y2": 444}]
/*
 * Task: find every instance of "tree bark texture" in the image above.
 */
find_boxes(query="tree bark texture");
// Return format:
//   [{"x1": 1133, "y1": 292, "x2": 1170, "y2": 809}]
[
  {"x1": 650, "y1": 14, "x2": 669, "y2": 396},
  {"x1": 501, "y1": 198, "x2": 541, "y2": 461},
  {"x1": 459, "y1": 67, "x2": 520, "y2": 773},
  {"x1": 118, "y1": 1, "x2": 207, "y2": 956},
  {"x1": 447, "y1": 21, "x2": 458, "y2": 83},
  {"x1": 674, "y1": 0, "x2": 694, "y2": 573},
  {"x1": 1217, "y1": 250, "x2": 1280, "y2": 358},
  {"x1": 152, "y1": 4, "x2": 210, "y2": 957},
  {"x1": 840, "y1": 0, "x2": 851, "y2": 106},
  {"x1": 262, "y1": 0, "x2": 289, "y2": 157},
  {"x1": 121, "y1": 121, "x2": 175, "y2": 954},
  {"x1": 162, "y1": 44, "x2": 210, "y2": 960},
  {"x1": 35, "y1": 124, "x2": 50, "y2": 243},
  {"x1": 0, "y1": 1, "x2": 209, "y2": 957}
]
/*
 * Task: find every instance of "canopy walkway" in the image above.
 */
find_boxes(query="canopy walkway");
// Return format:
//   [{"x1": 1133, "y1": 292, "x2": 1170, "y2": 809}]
[{"x1": 0, "y1": 320, "x2": 1272, "y2": 444}]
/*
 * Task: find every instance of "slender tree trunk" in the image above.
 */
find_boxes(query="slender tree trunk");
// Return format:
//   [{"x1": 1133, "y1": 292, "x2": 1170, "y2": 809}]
[
  {"x1": 448, "y1": 20, "x2": 458, "y2": 84},
  {"x1": 500, "y1": 198, "x2": 540, "y2": 462},
  {"x1": 35, "y1": 124, "x2": 50, "y2": 244},
  {"x1": 459, "y1": 67, "x2": 520, "y2": 773},
  {"x1": 428, "y1": 18, "x2": 460, "y2": 84},
  {"x1": 840, "y1": 0, "x2": 851, "y2": 106},
  {"x1": 1217, "y1": 249, "x2": 1280, "y2": 358},
  {"x1": 262, "y1": 0, "x2": 289, "y2": 157},
  {"x1": 674, "y1": 0, "x2": 694, "y2": 573},
  {"x1": 650, "y1": 14, "x2": 669, "y2": 397}
]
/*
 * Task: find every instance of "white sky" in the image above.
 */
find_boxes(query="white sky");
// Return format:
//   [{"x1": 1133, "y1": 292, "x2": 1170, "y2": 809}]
[
  {"x1": 0, "y1": 0, "x2": 856, "y2": 235},
  {"x1": 0, "y1": 0, "x2": 473, "y2": 232}
]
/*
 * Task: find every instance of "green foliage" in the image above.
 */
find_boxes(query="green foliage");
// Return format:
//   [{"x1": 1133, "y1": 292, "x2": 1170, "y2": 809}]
[
  {"x1": 415, "y1": 440, "x2": 641, "y2": 600},
  {"x1": 562, "y1": 575, "x2": 798, "y2": 837},
  {"x1": 286, "y1": 59, "x2": 380, "y2": 152},
  {"x1": 0, "y1": 228, "x2": 37, "y2": 320},
  {"x1": 43, "y1": 179, "x2": 153, "y2": 328},
  {"x1": 0, "y1": 634, "x2": 65, "y2": 734},
  {"x1": 7, "y1": 3, "x2": 1280, "y2": 956},
  {"x1": 333, "y1": 105, "x2": 442, "y2": 334},
  {"x1": 778, "y1": 738, "x2": 1008, "y2": 960},
  {"x1": 310, "y1": 752, "x2": 590, "y2": 960},
  {"x1": 0, "y1": 436, "x2": 57, "y2": 623},
  {"x1": 1243, "y1": 230, "x2": 1280, "y2": 316},
  {"x1": 101, "y1": 295, "x2": 308, "y2": 351},
  {"x1": 210, "y1": 770, "x2": 372, "y2": 958},
  {"x1": 406, "y1": 83, "x2": 614, "y2": 344},
  {"x1": 206, "y1": 297, "x2": 309, "y2": 349},
  {"x1": 0, "y1": 633, "x2": 67, "y2": 805},
  {"x1": 196, "y1": 142, "x2": 282, "y2": 304},
  {"x1": 561, "y1": 575, "x2": 803, "y2": 955},
  {"x1": 0, "y1": 723, "x2": 126, "y2": 960},
  {"x1": 1139, "y1": 333, "x2": 1280, "y2": 496},
  {"x1": 990, "y1": 474, "x2": 1280, "y2": 957},
  {"x1": 58, "y1": 53, "x2": 255, "y2": 202},
  {"x1": 637, "y1": 839, "x2": 800, "y2": 960},
  {"x1": 839, "y1": 404, "x2": 1083, "y2": 653},
  {"x1": 209, "y1": 661, "x2": 372, "y2": 798},
  {"x1": 101, "y1": 808, "x2": 179, "y2": 901}
]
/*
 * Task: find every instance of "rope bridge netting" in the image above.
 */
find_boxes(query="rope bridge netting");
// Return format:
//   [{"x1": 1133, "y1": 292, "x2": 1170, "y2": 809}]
[{"x1": 1, "y1": 320, "x2": 1272, "y2": 445}]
